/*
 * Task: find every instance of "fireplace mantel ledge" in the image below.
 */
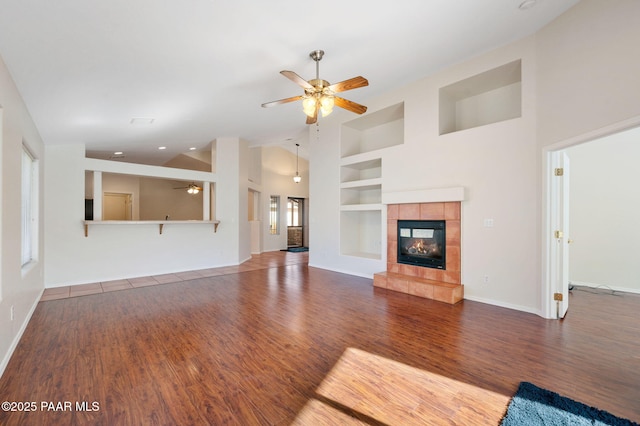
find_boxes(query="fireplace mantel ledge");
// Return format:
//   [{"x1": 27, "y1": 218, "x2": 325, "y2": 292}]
[{"x1": 382, "y1": 187, "x2": 465, "y2": 205}]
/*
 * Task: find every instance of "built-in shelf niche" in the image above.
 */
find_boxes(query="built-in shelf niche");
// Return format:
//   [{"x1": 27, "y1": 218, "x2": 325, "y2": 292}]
[
  {"x1": 339, "y1": 103, "x2": 404, "y2": 261},
  {"x1": 340, "y1": 158, "x2": 382, "y2": 207},
  {"x1": 340, "y1": 186, "x2": 382, "y2": 206},
  {"x1": 341, "y1": 158, "x2": 381, "y2": 183},
  {"x1": 340, "y1": 210, "x2": 382, "y2": 260},
  {"x1": 341, "y1": 102, "x2": 404, "y2": 158},
  {"x1": 338, "y1": 157, "x2": 384, "y2": 262},
  {"x1": 439, "y1": 59, "x2": 522, "y2": 135}
]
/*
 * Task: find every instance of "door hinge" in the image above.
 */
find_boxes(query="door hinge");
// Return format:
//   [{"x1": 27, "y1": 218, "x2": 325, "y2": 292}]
[
  {"x1": 554, "y1": 230, "x2": 564, "y2": 239},
  {"x1": 554, "y1": 293, "x2": 563, "y2": 301},
  {"x1": 554, "y1": 167, "x2": 564, "y2": 176}
]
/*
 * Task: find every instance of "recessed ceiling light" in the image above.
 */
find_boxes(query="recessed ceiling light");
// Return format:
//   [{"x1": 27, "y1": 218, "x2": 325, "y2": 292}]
[
  {"x1": 114, "y1": 151, "x2": 123, "y2": 155},
  {"x1": 189, "y1": 147, "x2": 196, "y2": 151},
  {"x1": 519, "y1": 0, "x2": 537, "y2": 10},
  {"x1": 130, "y1": 117, "x2": 155, "y2": 125},
  {"x1": 158, "y1": 146, "x2": 166, "y2": 150}
]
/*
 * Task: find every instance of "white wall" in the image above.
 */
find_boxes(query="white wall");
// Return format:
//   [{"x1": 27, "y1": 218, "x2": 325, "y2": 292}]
[
  {"x1": 3, "y1": 4, "x2": 639, "y2": 380},
  {"x1": 311, "y1": 36, "x2": 539, "y2": 312},
  {"x1": 43, "y1": 140, "x2": 249, "y2": 287},
  {"x1": 535, "y1": 0, "x2": 640, "y2": 316},
  {"x1": 536, "y1": 0, "x2": 640, "y2": 146},
  {"x1": 311, "y1": 0, "x2": 640, "y2": 316},
  {"x1": 43, "y1": 136, "x2": 308, "y2": 286},
  {"x1": 0, "y1": 55, "x2": 45, "y2": 375},
  {"x1": 215, "y1": 137, "x2": 252, "y2": 264},
  {"x1": 567, "y1": 126, "x2": 640, "y2": 293}
]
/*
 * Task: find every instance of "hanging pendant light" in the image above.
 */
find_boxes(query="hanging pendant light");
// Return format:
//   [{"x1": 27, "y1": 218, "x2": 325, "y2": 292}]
[{"x1": 293, "y1": 143, "x2": 302, "y2": 183}]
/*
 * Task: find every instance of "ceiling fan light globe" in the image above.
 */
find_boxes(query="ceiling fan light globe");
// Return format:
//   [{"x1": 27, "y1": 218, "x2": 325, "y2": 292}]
[
  {"x1": 302, "y1": 97, "x2": 317, "y2": 117},
  {"x1": 320, "y1": 95, "x2": 334, "y2": 117},
  {"x1": 320, "y1": 106, "x2": 333, "y2": 117}
]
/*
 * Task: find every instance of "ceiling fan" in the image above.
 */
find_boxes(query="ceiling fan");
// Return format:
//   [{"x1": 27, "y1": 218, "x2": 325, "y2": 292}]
[
  {"x1": 261, "y1": 50, "x2": 368, "y2": 125},
  {"x1": 174, "y1": 182, "x2": 202, "y2": 194}
]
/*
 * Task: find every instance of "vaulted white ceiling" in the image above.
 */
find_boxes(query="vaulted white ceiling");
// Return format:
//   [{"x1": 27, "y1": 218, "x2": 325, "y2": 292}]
[{"x1": 0, "y1": 0, "x2": 579, "y2": 164}]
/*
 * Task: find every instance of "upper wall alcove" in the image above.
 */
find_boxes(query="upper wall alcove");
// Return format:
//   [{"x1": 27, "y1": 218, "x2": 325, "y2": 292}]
[
  {"x1": 439, "y1": 60, "x2": 522, "y2": 135},
  {"x1": 341, "y1": 102, "x2": 404, "y2": 158}
]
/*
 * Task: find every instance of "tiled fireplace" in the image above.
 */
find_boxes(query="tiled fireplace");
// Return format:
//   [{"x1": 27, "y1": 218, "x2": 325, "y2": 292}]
[{"x1": 373, "y1": 201, "x2": 464, "y2": 304}]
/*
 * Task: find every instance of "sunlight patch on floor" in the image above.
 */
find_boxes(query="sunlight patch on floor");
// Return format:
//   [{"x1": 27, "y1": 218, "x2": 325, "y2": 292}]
[{"x1": 293, "y1": 347, "x2": 511, "y2": 425}]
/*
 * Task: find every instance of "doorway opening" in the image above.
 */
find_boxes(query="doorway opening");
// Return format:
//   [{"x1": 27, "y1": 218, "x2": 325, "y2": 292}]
[
  {"x1": 544, "y1": 117, "x2": 640, "y2": 319},
  {"x1": 287, "y1": 197, "x2": 305, "y2": 249},
  {"x1": 103, "y1": 192, "x2": 132, "y2": 220}
]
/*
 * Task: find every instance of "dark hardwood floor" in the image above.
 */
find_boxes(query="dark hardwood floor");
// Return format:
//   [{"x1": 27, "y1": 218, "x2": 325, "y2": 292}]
[{"x1": 1, "y1": 252, "x2": 639, "y2": 425}]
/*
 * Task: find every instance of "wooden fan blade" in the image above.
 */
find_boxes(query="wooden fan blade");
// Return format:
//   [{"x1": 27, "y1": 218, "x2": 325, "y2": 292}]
[
  {"x1": 261, "y1": 95, "x2": 303, "y2": 108},
  {"x1": 281, "y1": 70, "x2": 314, "y2": 90},
  {"x1": 306, "y1": 108, "x2": 318, "y2": 125},
  {"x1": 327, "y1": 76, "x2": 368, "y2": 93},
  {"x1": 334, "y1": 96, "x2": 367, "y2": 115}
]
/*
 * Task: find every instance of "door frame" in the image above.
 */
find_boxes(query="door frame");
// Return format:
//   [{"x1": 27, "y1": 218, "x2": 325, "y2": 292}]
[
  {"x1": 542, "y1": 116, "x2": 640, "y2": 319},
  {"x1": 546, "y1": 151, "x2": 570, "y2": 319}
]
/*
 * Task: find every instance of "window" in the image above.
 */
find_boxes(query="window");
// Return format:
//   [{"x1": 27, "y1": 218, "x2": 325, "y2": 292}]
[
  {"x1": 22, "y1": 145, "x2": 38, "y2": 266},
  {"x1": 269, "y1": 196, "x2": 279, "y2": 235}
]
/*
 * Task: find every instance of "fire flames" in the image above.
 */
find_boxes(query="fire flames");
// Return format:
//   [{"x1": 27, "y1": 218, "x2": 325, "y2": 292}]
[{"x1": 405, "y1": 239, "x2": 441, "y2": 257}]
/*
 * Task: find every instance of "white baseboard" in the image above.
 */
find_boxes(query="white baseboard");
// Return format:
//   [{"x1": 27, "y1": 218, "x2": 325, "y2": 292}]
[
  {"x1": 570, "y1": 280, "x2": 640, "y2": 295},
  {"x1": 307, "y1": 263, "x2": 374, "y2": 280},
  {"x1": 463, "y1": 295, "x2": 542, "y2": 317},
  {"x1": 0, "y1": 288, "x2": 44, "y2": 378}
]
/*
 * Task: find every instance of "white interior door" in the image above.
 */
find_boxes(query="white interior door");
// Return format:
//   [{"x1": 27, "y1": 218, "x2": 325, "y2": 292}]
[
  {"x1": 103, "y1": 192, "x2": 132, "y2": 220},
  {"x1": 550, "y1": 151, "x2": 570, "y2": 318}
]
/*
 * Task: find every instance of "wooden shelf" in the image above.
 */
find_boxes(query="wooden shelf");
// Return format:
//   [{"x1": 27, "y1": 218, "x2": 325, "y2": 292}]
[{"x1": 83, "y1": 220, "x2": 220, "y2": 237}]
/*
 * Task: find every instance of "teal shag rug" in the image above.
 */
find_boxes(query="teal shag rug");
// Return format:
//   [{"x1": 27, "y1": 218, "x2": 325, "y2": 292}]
[{"x1": 501, "y1": 382, "x2": 639, "y2": 426}]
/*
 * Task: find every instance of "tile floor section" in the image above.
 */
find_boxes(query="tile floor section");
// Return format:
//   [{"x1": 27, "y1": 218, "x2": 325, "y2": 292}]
[{"x1": 41, "y1": 251, "x2": 309, "y2": 302}]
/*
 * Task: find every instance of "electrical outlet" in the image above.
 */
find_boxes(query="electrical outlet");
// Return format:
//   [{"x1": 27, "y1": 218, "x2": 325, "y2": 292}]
[
  {"x1": 10, "y1": 305, "x2": 15, "y2": 321},
  {"x1": 483, "y1": 275, "x2": 490, "y2": 284}
]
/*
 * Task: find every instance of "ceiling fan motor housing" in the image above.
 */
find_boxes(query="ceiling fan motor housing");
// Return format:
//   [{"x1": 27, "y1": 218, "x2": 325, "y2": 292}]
[{"x1": 306, "y1": 79, "x2": 331, "y2": 94}]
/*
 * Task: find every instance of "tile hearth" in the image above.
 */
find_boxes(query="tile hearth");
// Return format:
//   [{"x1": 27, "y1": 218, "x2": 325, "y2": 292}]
[{"x1": 373, "y1": 201, "x2": 463, "y2": 304}]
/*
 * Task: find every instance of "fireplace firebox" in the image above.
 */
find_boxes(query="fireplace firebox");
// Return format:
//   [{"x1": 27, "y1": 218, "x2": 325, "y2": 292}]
[{"x1": 397, "y1": 220, "x2": 446, "y2": 269}]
